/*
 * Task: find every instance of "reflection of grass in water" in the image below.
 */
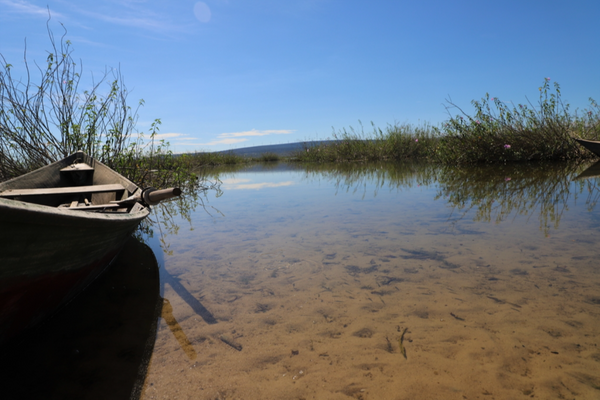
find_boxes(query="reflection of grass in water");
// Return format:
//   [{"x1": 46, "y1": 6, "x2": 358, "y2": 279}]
[{"x1": 298, "y1": 158, "x2": 600, "y2": 238}]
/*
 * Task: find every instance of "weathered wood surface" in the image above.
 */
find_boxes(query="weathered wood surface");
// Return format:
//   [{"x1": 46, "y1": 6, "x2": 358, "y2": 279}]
[
  {"x1": 66, "y1": 203, "x2": 126, "y2": 211},
  {"x1": 0, "y1": 183, "x2": 125, "y2": 197}
]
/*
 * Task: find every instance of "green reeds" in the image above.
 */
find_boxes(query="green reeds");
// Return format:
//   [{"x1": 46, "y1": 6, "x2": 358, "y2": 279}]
[
  {"x1": 292, "y1": 79, "x2": 600, "y2": 165},
  {"x1": 187, "y1": 151, "x2": 246, "y2": 167},
  {"x1": 437, "y1": 78, "x2": 600, "y2": 164},
  {"x1": 292, "y1": 122, "x2": 440, "y2": 163},
  {"x1": 255, "y1": 152, "x2": 280, "y2": 162}
]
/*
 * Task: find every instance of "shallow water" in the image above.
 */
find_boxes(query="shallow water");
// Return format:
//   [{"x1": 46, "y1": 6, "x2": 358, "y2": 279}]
[
  {"x1": 5, "y1": 161, "x2": 600, "y2": 400},
  {"x1": 140, "y1": 161, "x2": 600, "y2": 400}
]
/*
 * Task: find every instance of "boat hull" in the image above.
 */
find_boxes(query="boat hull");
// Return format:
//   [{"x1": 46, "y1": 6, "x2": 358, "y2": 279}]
[{"x1": 0, "y1": 153, "x2": 150, "y2": 346}]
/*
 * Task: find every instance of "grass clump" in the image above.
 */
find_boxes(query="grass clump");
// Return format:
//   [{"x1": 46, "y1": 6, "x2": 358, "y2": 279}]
[
  {"x1": 184, "y1": 150, "x2": 280, "y2": 167},
  {"x1": 255, "y1": 152, "x2": 280, "y2": 162},
  {"x1": 187, "y1": 151, "x2": 246, "y2": 167},
  {"x1": 293, "y1": 122, "x2": 439, "y2": 163},
  {"x1": 437, "y1": 78, "x2": 600, "y2": 164},
  {"x1": 292, "y1": 79, "x2": 600, "y2": 165}
]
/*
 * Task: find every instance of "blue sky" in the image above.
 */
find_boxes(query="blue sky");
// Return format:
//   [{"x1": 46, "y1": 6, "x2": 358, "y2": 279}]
[{"x1": 1, "y1": 0, "x2": 599, "y2": 152}]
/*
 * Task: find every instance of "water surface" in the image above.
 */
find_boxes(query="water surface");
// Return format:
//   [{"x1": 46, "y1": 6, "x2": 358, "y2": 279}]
[{"x1": 139, "y1": 160, "x2": 600, "y2": 400}]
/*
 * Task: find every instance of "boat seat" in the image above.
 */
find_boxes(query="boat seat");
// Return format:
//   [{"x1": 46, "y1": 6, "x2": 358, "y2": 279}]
[{"x1": 0, "y1": 184, "x2": 126, "y2": 197}]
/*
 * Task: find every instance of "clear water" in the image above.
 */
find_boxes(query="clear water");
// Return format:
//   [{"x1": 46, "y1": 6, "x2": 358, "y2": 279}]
[
  {"x1": 5, "y1": 161, "x2": 600, "y2": 400},
  {"x1": 142, "y1": 161, "x2": 600, "y2": 400}
]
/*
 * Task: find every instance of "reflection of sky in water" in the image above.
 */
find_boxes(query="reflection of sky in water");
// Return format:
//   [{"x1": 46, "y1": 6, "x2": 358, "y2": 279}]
[{"x1": 221, "y1": 177, "x2": 295, "y2": 190}]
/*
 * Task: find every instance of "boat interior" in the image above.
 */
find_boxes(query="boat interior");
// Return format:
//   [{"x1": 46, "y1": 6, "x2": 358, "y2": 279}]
[{"x1": 0, "y1": 154, "x2": 141, "y2": 213}]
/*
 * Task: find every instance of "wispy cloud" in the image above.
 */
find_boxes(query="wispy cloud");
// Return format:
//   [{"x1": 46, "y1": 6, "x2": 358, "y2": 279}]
[
  {"x1": 0, "y1": 0, "x2": 64, "y2": 18},
  {"x1": 202, "y1": 138, "x2": 249, "y2": 146},
  {"x1": 218, "y1": 129, "x2": 294, "y2": 138},
  {"x1": 154, "y1": 133, "x2": 248, "y2": 147},
  {"x1": 142, "y1": 129, "x2": 295, "y2": 149},
  {"x1": 79, "y1": 10, "x2": 176, "y2": 32},
  {"x1": 152, "y1": 132, "x2": 193, "y2": 140},
  {"x1": 61, "y1": 0, "x2": 194, "y2": 35},
  {"x1": 2, "y1": 0, "x2": 192, "y2": 35}
]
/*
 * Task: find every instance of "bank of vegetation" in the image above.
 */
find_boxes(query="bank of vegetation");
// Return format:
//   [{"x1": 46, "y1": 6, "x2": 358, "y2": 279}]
[{"x1": 291, "y1": 78, "x2": 600, "y2": 164}]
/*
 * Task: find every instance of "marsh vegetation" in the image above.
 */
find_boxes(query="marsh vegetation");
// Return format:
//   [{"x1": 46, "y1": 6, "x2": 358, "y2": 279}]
[{"x1": 292, "y1": 79, "x2": 600, "y2": 164}]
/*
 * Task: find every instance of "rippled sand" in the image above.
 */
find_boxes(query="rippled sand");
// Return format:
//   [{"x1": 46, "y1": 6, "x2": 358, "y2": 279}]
[{"x1": 140, "y1": 168, "x2": 600, "y2": 400}]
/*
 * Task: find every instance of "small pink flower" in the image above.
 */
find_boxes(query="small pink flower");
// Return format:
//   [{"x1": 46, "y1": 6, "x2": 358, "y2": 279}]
[
  {"x1": 505, "y1": 177, "x2": 511, "y2": 181},
  {"x1": 415, "y1": 138, "x2": 418, "y2": 142},
  {"x1": 545, "y1": 77, "x2": 550, "y2": 81},
  {"x1": 504, "y1": 144, "x2": 511, "y2": 149},
  {"x1": 476, "y1": 120, "x2": 480, "y2": 124},
  {"x1": 491, "y1": 97, "x2": 495, "y2": 101}
]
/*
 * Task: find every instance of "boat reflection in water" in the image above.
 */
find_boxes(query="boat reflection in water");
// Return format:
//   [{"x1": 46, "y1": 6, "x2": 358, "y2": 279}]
[{"x1": 0, "y1": 236, "x2": 162, "y2": 400}]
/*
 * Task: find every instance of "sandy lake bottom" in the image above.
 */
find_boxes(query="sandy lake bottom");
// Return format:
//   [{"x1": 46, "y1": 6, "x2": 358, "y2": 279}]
[{"x1": 139, "y1": 164, "x2": 600, "y2": 400}]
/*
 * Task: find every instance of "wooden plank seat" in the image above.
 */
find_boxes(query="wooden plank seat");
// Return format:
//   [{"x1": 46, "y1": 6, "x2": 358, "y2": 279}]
[
  {"x1": 65, "y1": 203, "x2": 125, "y2": 210},
  {"x1": 0, "y1": 184, "x2": 125, "y2": 197}
]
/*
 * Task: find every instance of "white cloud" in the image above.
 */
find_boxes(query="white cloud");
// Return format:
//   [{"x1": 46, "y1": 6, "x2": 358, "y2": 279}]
[{"x1": 218, "y1": 129, "x2": 294, "y2": 138}]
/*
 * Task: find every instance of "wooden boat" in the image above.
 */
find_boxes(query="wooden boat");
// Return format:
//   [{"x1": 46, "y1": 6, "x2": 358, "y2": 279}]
[
  {"x1": 574, "y1": 138, "x2": 600, "y2": 157},
  {"x1": 0, "y1": 151, "x2": 179, "y2": 346}
]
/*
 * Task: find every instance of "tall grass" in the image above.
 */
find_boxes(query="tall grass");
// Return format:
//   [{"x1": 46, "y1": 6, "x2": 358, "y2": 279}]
[
  {"x1": 183, "y1": 150, "x2": 280, "y2": 167},
  {"x1": 292, "y1": 79, "x2": 600, "y2": 165},
  {"x1": 292, "y1": 122, "x2": 439, "y2": 162},
  {"x1": 437, "y1": 78, "x2": 600, "y2": 163},
  {"x1": 186, "y1": 151, "x2": 247, "y2": 167}
]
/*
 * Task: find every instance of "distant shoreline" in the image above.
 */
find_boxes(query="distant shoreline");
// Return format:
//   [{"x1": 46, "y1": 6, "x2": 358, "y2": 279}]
[{"x1": 213, "y1": 140, "x2": 337, "y2": 157}]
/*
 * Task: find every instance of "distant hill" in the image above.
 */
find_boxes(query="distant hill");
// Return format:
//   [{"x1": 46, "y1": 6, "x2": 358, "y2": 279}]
[{"x1": 215, "y1": 141, "x2": 336, "y2": 157}]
